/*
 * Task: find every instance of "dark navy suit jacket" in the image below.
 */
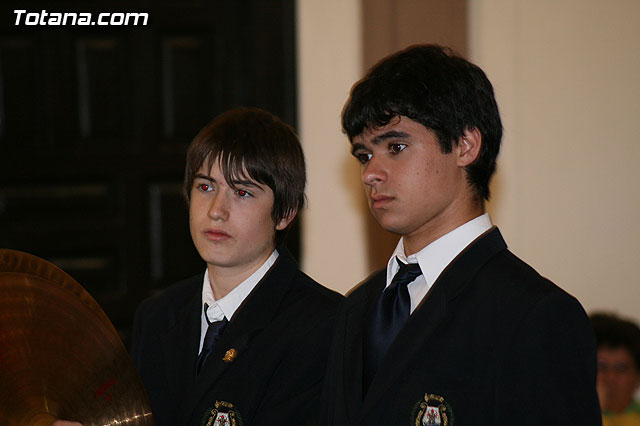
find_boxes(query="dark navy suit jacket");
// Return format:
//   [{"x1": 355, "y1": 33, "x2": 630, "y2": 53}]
[
  {"x1": 325, "y1": 228, "x2": 601, "y2": 426},
  {"x1": 131, "y1": 248, "x2": 342, "y2": 426}
]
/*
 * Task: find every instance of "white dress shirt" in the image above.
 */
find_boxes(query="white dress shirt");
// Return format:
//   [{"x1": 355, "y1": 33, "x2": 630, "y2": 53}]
[
  {"x1": 386, "y1": 213, "x2": 493, "y2": 313},
  {"x1": 198, "y1": 249, "x2": 279, "y2": 353}
]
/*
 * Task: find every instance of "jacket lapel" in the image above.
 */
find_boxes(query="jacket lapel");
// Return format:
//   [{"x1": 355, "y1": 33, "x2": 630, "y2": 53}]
[
  {"x1": 359, "y1": 227, "x2": 507, "y2": 420},
  {"x1": 342, "y1": 272, "x2": 386, "y2": 423},
  {"x1": 180, "y1": 248, "x2": 299, "y2": 421},
  {"x1": 163, "y1": 279, "x2": 202, "y2": 401}
]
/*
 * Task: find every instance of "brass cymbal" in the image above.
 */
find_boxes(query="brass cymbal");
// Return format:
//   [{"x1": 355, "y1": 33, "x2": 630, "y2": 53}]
[{"x1": 0, "y1": 249, "x2": 154, "y2": 426}]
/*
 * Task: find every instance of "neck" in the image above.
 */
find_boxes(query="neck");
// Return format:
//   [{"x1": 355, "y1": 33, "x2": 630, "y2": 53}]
[
  {"x1": 207, "y1": 250, "x2": 274, "y2": 300},
  {"x1": 403, "y1": 201, "x2": 485, "y2": 256}
]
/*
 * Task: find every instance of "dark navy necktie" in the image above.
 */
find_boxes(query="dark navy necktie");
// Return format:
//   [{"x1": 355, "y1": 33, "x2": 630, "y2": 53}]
[
  {"x1": 363, "y1": 258, "x2": 423, "y2": 391},
  {"x1": 195, "y1": 303, "x2": 228, "y2": 376}
]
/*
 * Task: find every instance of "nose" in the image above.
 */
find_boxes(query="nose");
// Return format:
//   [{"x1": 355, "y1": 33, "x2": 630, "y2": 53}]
[
  {"x1": 207, "y1": 192, "x2": 229, "y2": 221},
  {"x1": 596, "y1": 364, "x2": 621, "y2": 388},
  {"x1": 362, "y1": 155, "x2": 387, "y2": 186}
]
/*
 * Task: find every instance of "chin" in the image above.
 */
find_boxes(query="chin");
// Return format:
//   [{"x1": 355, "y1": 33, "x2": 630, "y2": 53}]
[
  {"x1": 198, "y1": 248, "x2": 231, "y2": 265},
  {"x1": 377, "y1": 219, "x2": 405, "y2": 236}
]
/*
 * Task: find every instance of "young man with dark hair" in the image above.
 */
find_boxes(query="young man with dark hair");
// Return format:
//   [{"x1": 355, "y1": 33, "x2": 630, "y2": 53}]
[
  {"x1": 325, "y1": 45, "x2": 601, "y2": 425},
  {"x1": 131, "y1": 107, "x2": 342, "y2": 426},
  {"x1": 591, "y1": 312, "x2": 640, "y2": 425}
]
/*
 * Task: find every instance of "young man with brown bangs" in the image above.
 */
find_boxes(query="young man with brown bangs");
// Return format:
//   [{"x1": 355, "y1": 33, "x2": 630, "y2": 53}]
[
  {"x1": 324, "y1": 45, "x2": 601, "y2": 425},
  {"x1": 131, "y1": 107, "x2": 342, "y2": 426}
]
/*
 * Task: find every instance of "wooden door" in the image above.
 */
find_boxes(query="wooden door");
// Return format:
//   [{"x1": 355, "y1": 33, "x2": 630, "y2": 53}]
[{"x1": 0, "y1": 0, "x2": 298, "y2": 346}]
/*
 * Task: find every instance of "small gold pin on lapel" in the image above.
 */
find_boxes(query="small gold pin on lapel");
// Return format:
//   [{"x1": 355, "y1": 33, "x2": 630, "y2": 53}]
[{"x1": 223, "y1": 348, "x2": 237, "y2": 362}]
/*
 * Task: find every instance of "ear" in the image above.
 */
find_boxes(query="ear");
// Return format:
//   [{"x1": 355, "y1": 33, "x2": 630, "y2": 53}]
[
  {"x1": 456, "y1": 127, "x2": 482, "y2": 167},
  {"x1": 275, "y1": 208, "x2": 298, "y2": 231}
]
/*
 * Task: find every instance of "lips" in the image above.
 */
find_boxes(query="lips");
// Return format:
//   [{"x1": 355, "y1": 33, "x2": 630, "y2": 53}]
[
  {"x1": 370, "y1": 194, "x2": 393, "y2": 209},
  {"x1": 204, "y1": 229, "x2": 231, "y2": 241}
]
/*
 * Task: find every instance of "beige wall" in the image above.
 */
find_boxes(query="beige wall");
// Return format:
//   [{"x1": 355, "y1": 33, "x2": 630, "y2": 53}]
[
  {"x1": 296, "y1": 0, "x2": 369, "y2": 294},
  {"x1": 298, "y1": 0, "x2": 640, "y2": 321},
  {"x1": 470, "y1": 0, "x2": 640, "y2": 323}
]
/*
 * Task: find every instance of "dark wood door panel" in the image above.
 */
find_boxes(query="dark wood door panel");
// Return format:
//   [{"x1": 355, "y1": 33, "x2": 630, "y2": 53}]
[{"x1": 0, "y1": 0, "x2": 297, "y2": 345}]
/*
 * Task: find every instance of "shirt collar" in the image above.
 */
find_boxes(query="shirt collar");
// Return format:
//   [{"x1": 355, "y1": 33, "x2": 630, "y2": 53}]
[
  {"x1": 201, "y1": 249, "x2": 279, "y2": 322},
  {"x1": 386, "y1": 213, "x2": 493, "y2": 288}
]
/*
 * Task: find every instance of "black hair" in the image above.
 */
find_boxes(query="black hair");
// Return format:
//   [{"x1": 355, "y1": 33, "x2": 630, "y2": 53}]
[
  {"x1": 590, "y1": 312, "x2": 640, "y2": 371},
  {"x1": 342, "y1": 44, "x2": 502, "y2": 200}
]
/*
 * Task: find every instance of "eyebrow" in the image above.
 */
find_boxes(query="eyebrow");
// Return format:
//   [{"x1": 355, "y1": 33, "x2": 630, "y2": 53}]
[
  {"x1": 194, "y1": 174, "x2": 264, "y2": 191},
  {"x1": 350, "y1": 130, "x2": 411, "y2": 154},
  {"x1": 371, "y1": 130, "x2": 411, "y2": 144},
  {"x1": 230, "y1": 179, "x2": 264, "y2": 191},
  {"x1": 194, "y1": 174, "x2": 217, "y2": 183}
]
